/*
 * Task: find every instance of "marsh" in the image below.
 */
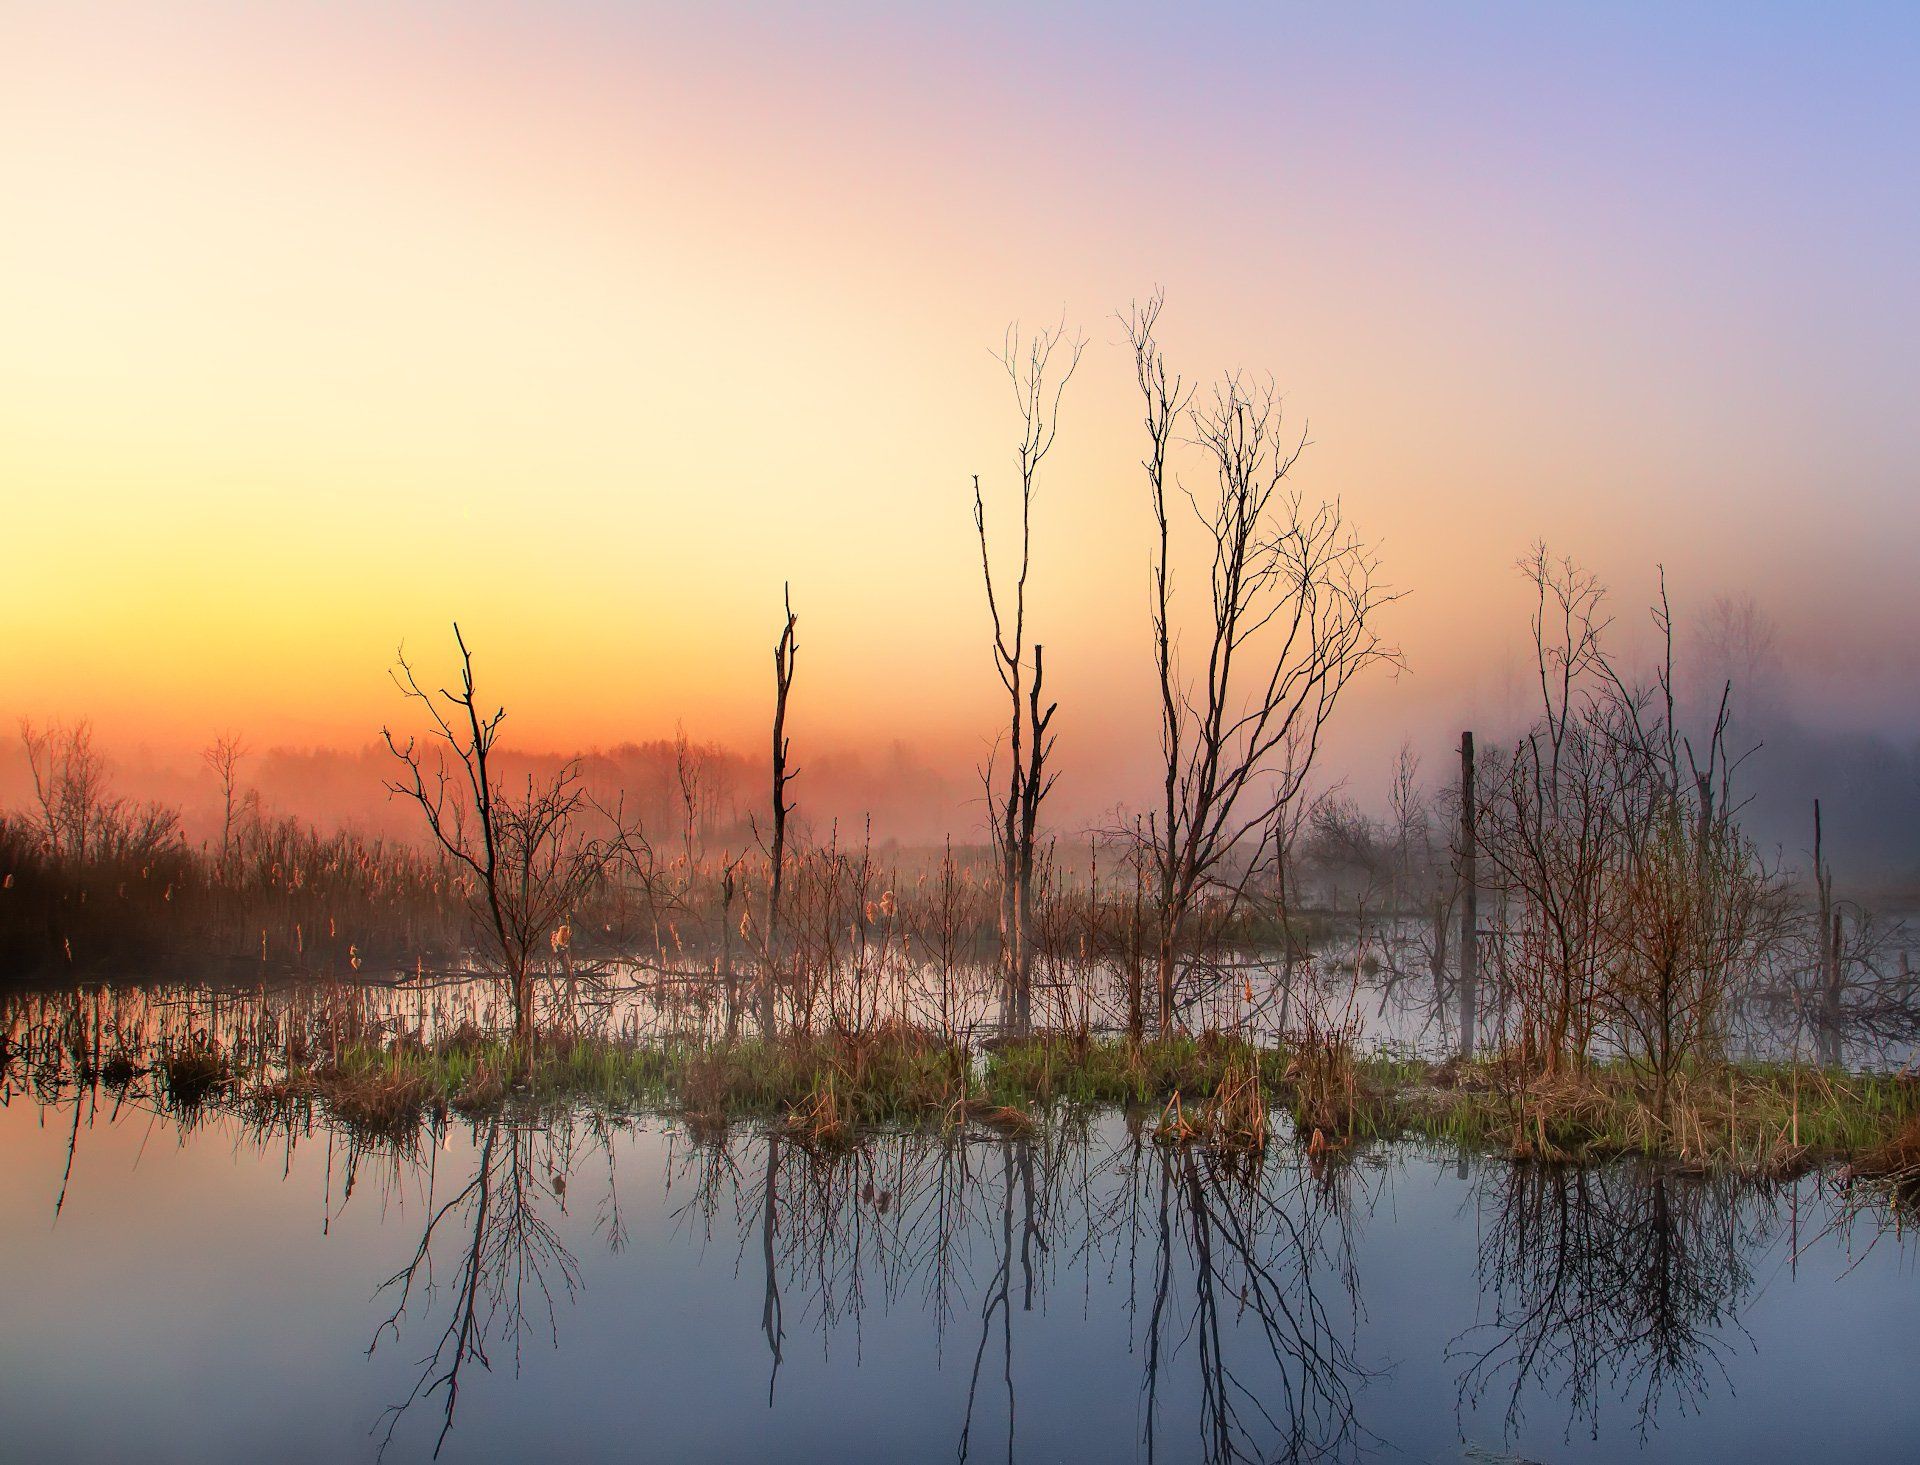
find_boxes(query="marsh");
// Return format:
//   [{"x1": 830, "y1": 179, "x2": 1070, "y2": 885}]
[{"x1": 4, "y1": 973, "x2": 1918, "y2": 1464}]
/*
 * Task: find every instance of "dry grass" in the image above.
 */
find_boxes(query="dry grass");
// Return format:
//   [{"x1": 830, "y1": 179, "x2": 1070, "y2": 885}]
[
  {"x1": 1846, "y1": 1114, "x2": 1920, "y2": 1184},
  {"x1": 784, "y1": 1073, "x2": 853, "y2": 1148},
  {"x1": 1209, "y1": 1052, "x2": 1270, "y2": 1150},
  {"x1": 1152, "y1": 1051, "x2": 1269, "y2": 1151},
  {"x1": 1280, "y1": 1029, "x2": 1359, "y2": 1141},
  {"x1": 950, "y1": 1097, "x2": 1037, "y2": 1136},
  {"x1": 1419, "y1": 1056, "x2": 1920, "y2": 1175},
  {"x1": 158, "y1": 1037, "x2": 229, "y2": 1109},
  {"x1": 319, "y1": 1066, "x2": 437, "y2": 1140},
  {"x1": 21, "y1": 980, "x2": 1914, "y2": 1176}
]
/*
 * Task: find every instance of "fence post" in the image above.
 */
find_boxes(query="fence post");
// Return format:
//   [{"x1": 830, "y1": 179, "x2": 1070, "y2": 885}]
[{"x1": 1459, "y1": 730, "x2": 1478, "y2": 1060}]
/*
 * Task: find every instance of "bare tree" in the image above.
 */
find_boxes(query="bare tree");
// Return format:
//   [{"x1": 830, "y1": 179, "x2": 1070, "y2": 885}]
[
  {"x1": 382, "y1": 624, "x2": 635, "y2": 1062},
  {"x1": 1367, "y1": 742, "x2": 1465, "y2": 1043},
  {"x1": 973, "y1": 321, "x2": 1082, "y2": 1036},
  {"x1": 1478, "y1": 551, "x2": 1786, "y2": 1098},
  {"x1": 1602, "y1": 573, "x2": 1785, "y2": 1117},
  {"x1": 201, "y1": 732, "x2": 249, "y2": 876},
  {"x1": 1782, "y1": 812, "x2": 1918, "y2": 1062},
  {"x1": 18, "y1": 718, "x2": 178, "y2": 865},
  {"x1": 1689, "y1": 591, "x2": 1780, "y2": 715},
  {"x1": 672, "y1": 724, "x2": 706, "y2": 876},
  {"x1": 763, "y1": 584, "x2": 799, "y2": 1038},
  {"x1": 1475, "y1": 546, "x2": 1627, "y2": 1070},
  {"x1": 1124, "y1": 293, "x2": 1400, "y2": 1034},
  {"x1": 21, "y1": 719, "x2": 111, "y2": 861}
]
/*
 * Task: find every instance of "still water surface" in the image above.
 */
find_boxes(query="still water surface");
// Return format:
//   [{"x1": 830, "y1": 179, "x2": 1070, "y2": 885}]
[{"x1": 3, "y1": 1058, "x2": 1916, "y2": 1465}]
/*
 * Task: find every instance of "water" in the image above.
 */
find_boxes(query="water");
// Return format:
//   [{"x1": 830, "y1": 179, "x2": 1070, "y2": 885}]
[{"x1": 3, "y1": 1044, "x2": 1916, "y2": 1463}]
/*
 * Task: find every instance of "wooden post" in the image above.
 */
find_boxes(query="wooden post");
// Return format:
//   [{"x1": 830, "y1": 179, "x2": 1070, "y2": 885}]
[
  {"x1": 720, "y1": 859, "x2": 739, "y2": 1042},
  {"x1": 1458, "y1": 731, "x2": 1478, "y2": 1060},
  {"x1": 1815, "y1": 800, "x2": 1842, "y2": 1067}
]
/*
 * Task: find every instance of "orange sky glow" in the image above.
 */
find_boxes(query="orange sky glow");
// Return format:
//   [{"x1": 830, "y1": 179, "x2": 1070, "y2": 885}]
[{"x1": 4, "y1": 2, "x2": 1917, "y2": 825}]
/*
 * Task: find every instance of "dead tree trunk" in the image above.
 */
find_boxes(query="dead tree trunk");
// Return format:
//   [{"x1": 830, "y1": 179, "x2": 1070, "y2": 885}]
[
  {"x1": 973, "y1": 323, "x2": 1080, "y2": 1038},
  {"x1": 764, "y1": 586, "x2": 799, "y2": 1040},
  {"x1": 720, "y1": 856, "x2": 740, "y2": 1041},
  {"x1": 383, "y1": 626, "x2": 633, "y2": 1074},
  {"x1": 1127, "y1": 817, "x2": 1147, "y2": 1042},
  {"x1": 1459, "y1": 730, "x2": 1479, "y2": 1060}
]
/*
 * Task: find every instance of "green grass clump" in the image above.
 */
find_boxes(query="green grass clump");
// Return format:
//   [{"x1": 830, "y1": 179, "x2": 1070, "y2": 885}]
[
  {"x1": 1370, "y1": 1054, "x2": 1920, "y2": 1173},
  {"x1": 984, "y1": 1034, "x2": 1269, "y2": 1107},
  {"x1": 240, "y1": 1025, "x2": 1920, "y2": 1177}
]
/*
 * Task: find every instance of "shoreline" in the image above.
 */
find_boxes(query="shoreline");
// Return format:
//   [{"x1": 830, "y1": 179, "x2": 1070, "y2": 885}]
[{"x1": 128, "y1": 1028, "x2": 1920, "y2": 1183}]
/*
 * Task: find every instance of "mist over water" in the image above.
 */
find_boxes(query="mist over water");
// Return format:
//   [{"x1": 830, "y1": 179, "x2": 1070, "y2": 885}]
[{"x1": 6, "y1": 5, "x2": 1920, "y2": 1460}]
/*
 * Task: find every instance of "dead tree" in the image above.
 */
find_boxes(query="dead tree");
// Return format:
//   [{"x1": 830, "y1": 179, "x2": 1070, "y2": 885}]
[
  {"x1": 1124, "y1": 293, "x2": 1399, "y2": 1034},
  {"x1": 201, "y1": 732, "x2": 249, "y2": 877},
  {"x1": 20, "y1": 719, "x2": 111, "y2": 861},
  {"x1": 1476, "y1": 552, "x2": 1784, "y2": 1093},
  {"x1": 383, "y1": 624, "x2": 631, "y2": 1063},
  {"x1": 973, "y1": 321, "x2": 1082, "y2": 1036},
  {"x1": 1813, "y1": 801, "x2": 1843, "y2": 1064},
  {"x1": 673, "y1": 725, "x2": 706, "y2": 876},
  {"x1": 1459, "y1": 731, "x2": 1479, "y2": 1058},
  {"x1": 1474, "y1": 546, "x2": 1627, "y2": 1071},
  {"x1": 719, "y1": 853, "x2": 743, "y2": 1039},
  {"x1": 763, "y1": 585, "x2": 799, "y2": 1038}
]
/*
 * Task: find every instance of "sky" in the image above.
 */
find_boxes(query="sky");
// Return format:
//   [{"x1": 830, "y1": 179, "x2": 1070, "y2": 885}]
[{"x1": 3, "y1": 1, "x2": 1917, "y2": 821}]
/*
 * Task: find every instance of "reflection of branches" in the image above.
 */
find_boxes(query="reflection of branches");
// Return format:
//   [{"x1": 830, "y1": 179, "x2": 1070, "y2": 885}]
[
  {"x1": 371, "y1": 1116, "x2": 582, "y2": 1458},
  {"x1": 760, "y1": 1135, "x2": 784, "y2": 1400},
  {"x1": 591, "y1": 1113, "x2": 628, "y2": 1253},
  {"x1": 960, "y1": 1142, "x2": 1021, "y2": 1463},
  {"x1": 1451, "y1": 1160, "x2": 1763, "y2": 1444},
  {"x1": 664, "y1": 1124, "x2": 978, "y2": 1416},
  {"x1": 663, "y1": 1125, "x2": 1069, "y2": 1458},
  {"x1": 1139, "y1": 1147, "x2": 1365, "y2": 1463},
  {"x1": 26, "y1": 997, "x2": 1916, "y2": 1465}
]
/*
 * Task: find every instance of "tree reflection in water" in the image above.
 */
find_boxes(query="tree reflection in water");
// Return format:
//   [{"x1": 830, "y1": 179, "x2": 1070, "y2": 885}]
[
  {"x1": 658, "y1": 1118, "x2": 1369, "y2": 1464},
  {"x1": 369, "y1": 1115, "x2": 584, "y2": 1458},
  {"x1": 8, "y1": 984, "x2": 1913, "y2": 1465},
  {"x1": 1136, "y1": 1143, "x2": 1366, "y2": 1463},
  {"x1": 1451, "y1": 1158, "x2": 1772, "y2": 1445}
]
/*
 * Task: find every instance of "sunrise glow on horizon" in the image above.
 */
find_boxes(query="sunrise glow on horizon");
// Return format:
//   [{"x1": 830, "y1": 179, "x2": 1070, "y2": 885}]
[
  {"x1": 9, "y1": 17, "x2": 1920, "y2": 1457},
  {"x1": 5, "y1": 1, "x2": 1917, "y2": 805}
]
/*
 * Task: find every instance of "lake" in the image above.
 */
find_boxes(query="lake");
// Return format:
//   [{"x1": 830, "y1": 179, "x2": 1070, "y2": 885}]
[{"x1": 3, "y1": 987, "x2": 1916, "y2": 1465}]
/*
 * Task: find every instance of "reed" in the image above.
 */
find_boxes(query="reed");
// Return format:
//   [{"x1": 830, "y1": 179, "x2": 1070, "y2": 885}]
[{"x1": 9, "y1": 978, "x2": 1916, "y2": 1175}]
